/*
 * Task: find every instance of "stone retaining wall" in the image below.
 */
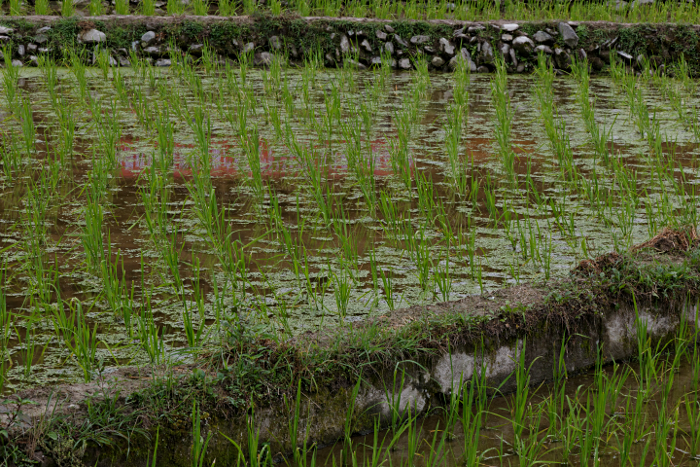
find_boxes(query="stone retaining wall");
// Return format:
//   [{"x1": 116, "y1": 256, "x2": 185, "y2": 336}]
[{"x1": 0, "y1": 16, "x2": 698, "y2": 73}]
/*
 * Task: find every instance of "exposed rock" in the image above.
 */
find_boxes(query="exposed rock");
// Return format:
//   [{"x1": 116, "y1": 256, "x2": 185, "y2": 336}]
[
  {"x1": 617, "y1": 50, "x2": 633, "y2": 62},
  {"x1": 535, "y1": 44, "x2": 553, "y2": 54},
  {"x1": 345, "y1": 58, "x2": 366, "y2": 69},
  {"x1": 340, "y1": 35, "x2": 350, "y2": 54},
  {"x1": 27, "y1": 44, "x2": 38, "y2": 53},
  {"x1": 81, "y1": 29, "x2": 106, "y2": 43},
  {"x1": 448, "y1": 48, "x2": 477, "y2": 72},
  {"x1": 509, "y1": 48, "x2": 518, "y2": 66},
  {"x1": 370, "y1": 56, "x2": 382, "y2": 66},
  {"x1": 188, "y1": 43, "x2": 204, "y2": 56},
  {"x1": 376, "y1": 30, "x2": 387, "y2": 40},
  {"x1": 502, "y1": 23, "x2": 519, "y2": 32},
  {"x1": 501, "y1": 34, "x2": 513, "y2": 42},
  {"x1": 361, "y1": 39, "x2": 372, "y2": 53},
  {"x1": 143, "y1": 46, "x2": 161, "y2": 57},
  {"x1": 242, "y1": 42, "x2": 255, "y2": 54},
  {"x1": 0, "y1": 27, "x2": 14, "y2": 35},
  {"x1": 516, "y1": 63, "x2": 525, "y2": 73},
  {"x1": 269, "y1": 36, "x2": 281, "y2": 50},
  {"x1": 431, "y1": 56, "x2": 445, "y2": 67},
  {"x1": 500, "y1": 43, "x2": 510, "y2": 56},
  {"x1": 554, "y1": 47, "x2": 571, "y2": 69},
  {"x1": 118, "y1": 56, "x2": 131, "y2": 67},
  {"x1": 512, "y1": 36, "x2": 535, "y2": 54},
  {"x1": 38, "y1": 48, "x2": 50, "y2": 54},
  {"x1": 36, "y1": 26, "x2": 51, "y2": 34},
  {"x1": 394, "y1": 35, "x2": 408, "y2": 48},
  {"x1": 384, "y1": 42, "x2": 394, "y2": 55},
  {"x1": 557, "y1": 22, "x2": 579, "y2": 48},
  {"x1": 398, "y1": 57, "x2": 412, "y2": 69},
  {"x1": 255, "y1": 51, "x2": 273, "y2": 66},
  {"x1": 155, "y1": 58, "x2": 171, "y2": 67},
  {"x1": 29, "y1": 56, "x2": 39, "y2": 67},
  {"x1": 439, "y1": 38, "x2": 455, "y2": 56},
  {"x1": 481, "y1": 41, "x2": 494, "y2": 64},
  {"x1": 533, "y1": 31, "x2": 553, "y2": 43},
  {"x1": 12, "y1": 59, "x2": 22, "y2": 67},
  {"x1": 17, "y1": 44, "x2": 25, "y2": 57},
  {"x1": 476, "y1": 65, "x2": 489, "y2": 73},
  {"x1": 577, "y1": 48, "x2": 587, "y2": 61},
  {"x1": 141, "y1": 31, "x2": 156, "y2": 46},
  {"x1": 385, "y1": 25, "x2": 395, "y2": 33},
  {"x1": 467, "y1": 25, "x2": 485, "y2": 33},
  {"x1": 410, "y1": 35, "x2": 430, "y2": 44},
  {"x1": 35, "y1": 34, "x2": 48, "y2": 44}
]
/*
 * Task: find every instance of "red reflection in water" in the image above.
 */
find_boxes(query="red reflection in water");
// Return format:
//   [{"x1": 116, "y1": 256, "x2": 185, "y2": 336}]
[{"x1": 116, "y1": 135, "x2": 400, "y2": 179}]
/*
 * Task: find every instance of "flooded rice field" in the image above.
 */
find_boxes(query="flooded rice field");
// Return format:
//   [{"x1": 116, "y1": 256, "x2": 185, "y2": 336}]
[
  {"x1": 0, "y1": 52, "x2": 699, "y2": 393},
  {"x1": 316, "y1": 344, "x2": 700, "y2": 467}
]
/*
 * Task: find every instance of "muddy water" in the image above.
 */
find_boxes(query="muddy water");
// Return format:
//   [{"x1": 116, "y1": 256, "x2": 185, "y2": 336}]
[
  {"x1": 0, "y1": 65, "x2": 698, "y2": 392},
  {"x1": 317, "y1": 358, "x2": 700, "y2": 466}
]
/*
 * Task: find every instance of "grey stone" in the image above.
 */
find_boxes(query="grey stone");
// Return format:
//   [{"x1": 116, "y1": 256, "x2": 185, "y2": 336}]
[
  {"x1": 255, "y1": 52, "x2": 273, "y2": 66},
  {"x1": 394, "y1": 35, "x2": 408, "y2": 48},
  {"x1": 141, "y1": 31, "x2": 156, "y2": 46},
  {"x1": 385, "y1": 25, "x2": 395, "y2": 33},
  {"x1": 467, "y1": 25, "x2": 485, "y2": 33},
  {"x1": 636, "y1": 54, "x2": 645, "y2": 67},
  {"x1": 11, "y1": 59, "x2": 22, "y2": 67},
  {"x1": 340, "y1": 35, "x2": 350, "y2": 54},
  {"x1": 143, "y1": 46, "x2": 160, "y2": 57},
  {"x1": 17, "y1": 44, "x2": 25, "y2": 57},
  {"x1": 0, "y1": 50, "x2": 4, "y2": 61},
  {"x1": 155, "y1": 58, "x2": 171, "y2": 67},
  {"x1": 533, "y1": 31, "x2": 553, "y2": 43},
  {"x1": 499, "y1": 43, "x2": 510, "y2": 56},
  {"x1": 512, "y1": 36, "x2": 535, "y2": 54},
  {"x1": 27, "y1": 43, "x2": 37, "y2": 53},
  {"x1": 34, "y1": 34, "x2": 48, "y2": 45},
  {"x1": 481, "y1": 41, "x2": 494, "y2": 64},
  {"x1": 410, "y1": 35, "x2": 430, "y2": 44},
  {"x1": 269, "y1": 36, "x2": 281, "y2": 50},
  {"x1": 431, "y1": 56, "x2": 445, "y2": 67},
  {"x1": 617, "y1": 50, "x2": 633, "y2": 61},
  {"x1": 0, "y1": 27, "x2": 14, "y2": 35},
  {"x1": 398, "y1": 57, "x2": 412, "y2": 69},
  {"x1": 38, "y1": 48, "x2": 50, "y2": 54},
  {"x1": 476, "y1": 65, "x2": 489, "y2": 73},
  {"x1": 509, "y1": 48, "x2": 518, "y2": 66},
  {"x1": 361, "y1": 39, "x2": 372, "y2": 53},
  {"x1": 36, "y1": 26, "x2": 51, "y2": 34},
  {"x1": 439, "y1": 38, "x2": 455, "y2": 56},
  {"x1": 424, "y1": 45, "x2": 435, "y2": 53},
  {"x1": 577, "y1": 48, "x2": 587, "y2": 61},
  {"x1": 557, "y1": 22, "x2": 579, "y2": 48},
  {"x1": 448, "y1": 48, "x2": 476, "y2": 72},
  {"x1": 28, "y1": 56, "x2": 38, "y2": 67},
  {"x1": 345, "y1": 58, "x2": 366, "y2": 69},
  {"x1": 516, "y1": 63, "x2": 525, "y2": 73},
  {"x1": 81, "y1": 29, "x2": 106, "y2": 43},
  {"x1": 370, "y1": 56, "x2": 382, "y2": 66},
  {"x1": 501, "y1": 34, "x2": 513, "y2": 42},
  {"x1": 242, "y1": 42, "x2": 255, "y2": 54},
  {"x1": 535, "y1": 45, "x2": 553, "y2": 54},
  {"x1": 554, "y1": 47, "x2": 571, "y2": 69},
  {"x1": 384, "y1": 42, "x2": 394, "y2": 55},
  {"x1": 118, "y1": 56, "x2": 131, "y2": 67},
  {"x1": 188, "y1": 44, "x2": 205, "y2": 55},
  {"x1": 376, "y1": 30, "x2": 387, "y2": 40},
  {"x1": 502, "y1": 23, "x2": 519, "y2": 32},
  {"x1": 109, "y1": 55, "x2": 118, "y2": 67}
]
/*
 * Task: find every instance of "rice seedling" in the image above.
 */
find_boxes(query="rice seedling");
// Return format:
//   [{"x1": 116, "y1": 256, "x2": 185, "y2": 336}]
[
  {"x1": 34, "y1": 0, "x2": 50, "y2": 14},
  {"x1": 61, "y1": 0, "x2": 74, "y2": 16},
  {"x1": 491, "y1": 55, "x2": 515, "y2": 178}
]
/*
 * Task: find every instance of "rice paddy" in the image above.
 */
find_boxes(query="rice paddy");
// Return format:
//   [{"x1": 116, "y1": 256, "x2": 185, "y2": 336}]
[
  {"x1": 0, "y1": 46, "x2": 698, "y2": 394},
  {"x1": 7, "y1": 0, "x2": 700, "y2": 23}
]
